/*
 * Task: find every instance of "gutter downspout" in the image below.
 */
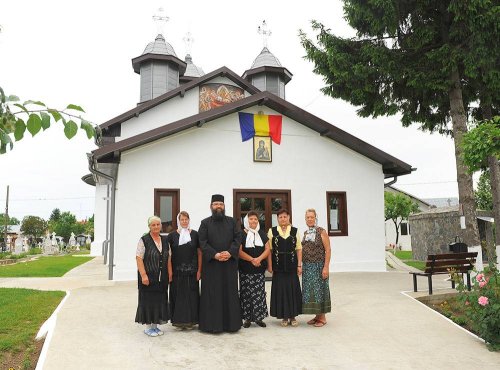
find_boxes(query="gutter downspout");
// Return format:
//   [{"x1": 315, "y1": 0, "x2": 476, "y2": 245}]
[
  {"x1": 87, "y1": 153, "x2": 116, "y2": 280},
  {"x1": 384, "y1": 176, "x2": 398, "y2": 188},
  {"x1": 103, "y1": 185, "x2": 110, "y2": 265}
]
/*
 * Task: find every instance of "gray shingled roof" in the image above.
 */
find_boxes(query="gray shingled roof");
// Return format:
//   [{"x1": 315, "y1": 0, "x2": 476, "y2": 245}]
[
  {"x1": 251, "y1": 47, "x2": 282, "y2": 68},
  {"x1": 184, "y1": 54, "x2": 205, "y2": 77},
  {"x1": 142, "y1": 34, "x2": 177, "y2": 57}
]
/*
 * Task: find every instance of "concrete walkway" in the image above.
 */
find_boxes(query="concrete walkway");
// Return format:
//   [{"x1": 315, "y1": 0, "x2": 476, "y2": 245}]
[{"x1": 1, "y1": 257, "x2": 499, "y2": 369}]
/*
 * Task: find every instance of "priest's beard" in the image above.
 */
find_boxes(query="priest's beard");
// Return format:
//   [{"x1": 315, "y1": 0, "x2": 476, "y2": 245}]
[{"x1": 211, "y1": 208, "x2": 225, "y2": 221}]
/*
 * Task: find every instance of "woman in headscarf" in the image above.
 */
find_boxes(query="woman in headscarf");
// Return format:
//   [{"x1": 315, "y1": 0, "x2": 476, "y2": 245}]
[
  {"x1": 135, "y1": 216, "x2": 170, "y2": 336},
  {"x1": 167, "y1": 211, "x2": 201, "y2": 329},
  {"x1": 301, "y1": 209, "x2": 331, "y2": 327},
  {"x1": 267, "y1": 209, "x2": 303, "y2": 327},
  {"x1": 238, "y1": 211, "x2": 271, "y2": 328}
]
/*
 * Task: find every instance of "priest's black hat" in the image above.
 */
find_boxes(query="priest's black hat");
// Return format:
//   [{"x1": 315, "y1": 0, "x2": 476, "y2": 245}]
[{"x1": 211, "y1": 194, "x2": 224, "y2": 203}]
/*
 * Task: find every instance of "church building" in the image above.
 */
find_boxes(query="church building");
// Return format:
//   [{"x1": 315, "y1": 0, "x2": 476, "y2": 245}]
[{"x1": 84, "y1": 27, "x2": 413, "y2": 280}]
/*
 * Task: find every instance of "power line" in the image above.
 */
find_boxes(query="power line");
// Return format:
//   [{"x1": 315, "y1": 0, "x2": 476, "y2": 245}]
[
  {"x1": 396, "y1": 180, "x2": 457, "y2": 186},
  {"x1": 0, "y1": 196, "x2": 94, "y2": 202}
]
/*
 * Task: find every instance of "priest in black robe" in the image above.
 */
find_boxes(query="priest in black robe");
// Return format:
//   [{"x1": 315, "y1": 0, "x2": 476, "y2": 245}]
[{"x1": 198, "y1": 194, "x2": 242, "y2": 333}]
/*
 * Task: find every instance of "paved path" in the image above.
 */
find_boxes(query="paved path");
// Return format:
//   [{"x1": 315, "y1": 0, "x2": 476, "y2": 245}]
[{"x1": 2, "y1": 257, "x2": 499, "y2": 369}]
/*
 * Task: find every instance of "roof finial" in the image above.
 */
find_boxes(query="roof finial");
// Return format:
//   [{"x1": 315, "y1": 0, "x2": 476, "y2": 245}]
[
  {"x1": 258, "y1": 20, "x2": 272, "y2": 48},
  {"x1": 183, "y1": 32, "x2": 194, "y2": 55},
  {"x1": 152, "y1": 7, "x2": 169, "y2": 36}
]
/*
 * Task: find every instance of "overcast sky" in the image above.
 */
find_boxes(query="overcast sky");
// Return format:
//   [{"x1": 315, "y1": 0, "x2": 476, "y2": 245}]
[{"x1": 0, "y1": 0, "x2": 464, "y2": 221}]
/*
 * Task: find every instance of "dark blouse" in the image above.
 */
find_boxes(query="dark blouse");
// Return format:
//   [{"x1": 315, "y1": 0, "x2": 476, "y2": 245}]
[
  {"x1": 167, "y1": 230, "x2": 200, "y2": 276},
  {"x1": 239, "y1": 229, "x2": 269, "y2": 274}
]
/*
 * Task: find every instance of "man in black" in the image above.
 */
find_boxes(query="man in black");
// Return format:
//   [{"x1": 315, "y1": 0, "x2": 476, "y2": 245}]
[{"x1": 198, "y1": 194, "x2": 242, "y2": 333}]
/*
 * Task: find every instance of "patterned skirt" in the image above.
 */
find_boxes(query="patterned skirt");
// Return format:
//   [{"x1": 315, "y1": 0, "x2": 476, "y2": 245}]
[
  {"x1": 239, "y1": 272, "x2": 268, "y2": 322},
  {"x1": 302, "y1": 262, "x2": 331, "y2": 314}
]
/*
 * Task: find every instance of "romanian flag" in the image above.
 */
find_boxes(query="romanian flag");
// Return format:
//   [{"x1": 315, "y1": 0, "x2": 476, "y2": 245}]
[{"x1": 238, "y1": 112, "x2": 282, "y2": 144}]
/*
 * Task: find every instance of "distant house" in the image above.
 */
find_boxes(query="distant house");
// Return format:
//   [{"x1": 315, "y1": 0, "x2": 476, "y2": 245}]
[{"x1": 384, "y1": 186, "x2": 432, "y2": 250}]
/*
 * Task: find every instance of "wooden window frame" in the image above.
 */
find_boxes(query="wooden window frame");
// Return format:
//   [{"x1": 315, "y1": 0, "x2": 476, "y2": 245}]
[
  {"x1": 326, "y1": 191, "x2": 348, "y2": 237},
  {"x1": 233, "y1": 189, "x2": 292, "y2": 231},
  {"x1": 154, "y1": 189, "x2": 180, "y2": 233}
]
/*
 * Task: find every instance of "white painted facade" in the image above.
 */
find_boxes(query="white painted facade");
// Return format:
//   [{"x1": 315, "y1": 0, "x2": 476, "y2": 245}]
[{"x1": 102, "y1": 101, "x2": 387, "y2": 280}]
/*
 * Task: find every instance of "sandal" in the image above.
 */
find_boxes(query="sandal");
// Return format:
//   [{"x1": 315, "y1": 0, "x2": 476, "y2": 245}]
[
  {"x1": 307, "y1": 318, "x2": 318, "y2": 325},
  {"x1": 290, "y1": 319, "x2": 299, "y2": 327},
  {"x1": 314, "y1": 319, "x2": 327, "y2": 327},
  {"x1": 280, "y1": 319, "x2": 289, "y2": 327}
]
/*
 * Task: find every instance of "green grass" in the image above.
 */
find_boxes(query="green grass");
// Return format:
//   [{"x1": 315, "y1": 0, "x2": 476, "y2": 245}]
[
  {"x1": 391, "y1": 250, "x2": 426, "y2": 271},
  {"x1": 0, "y1": 255, "x2": 93, "y2": 277},
  {"x1": 0, "y1": 288, "x2": 65, "y2": 353}
]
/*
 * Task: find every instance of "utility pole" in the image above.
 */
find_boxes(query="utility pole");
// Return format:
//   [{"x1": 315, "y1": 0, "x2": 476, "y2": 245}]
[{"x1": 4, "y1": 185, "x2": 9, "y2": 252}]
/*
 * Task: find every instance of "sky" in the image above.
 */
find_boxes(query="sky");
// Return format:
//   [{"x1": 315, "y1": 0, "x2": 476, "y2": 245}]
[{"x1": 0, "y1": 0, "x2": 465, "y2": 221}]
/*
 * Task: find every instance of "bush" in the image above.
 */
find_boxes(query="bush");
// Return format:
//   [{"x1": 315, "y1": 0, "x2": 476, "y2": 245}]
[{"x1": 453, "y1": 265, "x2": 500, "y2": 351}]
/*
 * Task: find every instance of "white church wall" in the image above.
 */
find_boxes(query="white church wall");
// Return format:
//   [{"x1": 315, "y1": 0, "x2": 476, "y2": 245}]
[
  {"x1": 91, "y1": 182, "x2": 108, "y2": 256},
  {"x1": 111, "y1": 108, "x2": 386, "y2": 280}
]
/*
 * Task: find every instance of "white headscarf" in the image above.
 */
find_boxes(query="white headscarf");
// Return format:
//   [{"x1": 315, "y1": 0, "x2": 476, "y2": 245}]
[
  {"x1": 177, "y1": 213, "x2": 191, "y2": 245},
  {"x1": 243, "y1": 214, "x2": 264, "y2": 249}
]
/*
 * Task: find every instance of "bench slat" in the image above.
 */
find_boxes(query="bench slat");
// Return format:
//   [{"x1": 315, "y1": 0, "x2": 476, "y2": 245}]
[
  {"x1": 424, "y1": 266, "x2": 472, "y2": 274},
  {"x1": 425, "y1": 259, "x2": 475, "y2": 267},
  {"x1": 428, "y1": 252, "x2": 478, "y2": 260}
]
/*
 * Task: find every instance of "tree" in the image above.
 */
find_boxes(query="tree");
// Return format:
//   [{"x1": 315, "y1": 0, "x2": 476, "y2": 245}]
[
  {"x1": 0, "y1": 213, "x2": 20, "y2": 225},
  {"x1": 475, "y1": 170, "x2": 493, "y2": 211},
  {"x1": 20, "y1": 215, "x2": 48, "y2": 241},
  {"x1": 83, "y1": 215, "x2": 94, "y2": 238},
  {"x1": 0, "y1": 87, "x2": 98, "y2": 154},
  {"x1": 300, "y1": 1, "x2": 499, "y2": 247},
  {"x1": 462, "y1": 116, "x2": 500, "y2": 259},
  {"x1": 384, "y1": 192, "x2": 419, "y2": 248},
  {"x1": 51, "y1": 211, "x2": 85, "y2": 242},
  {"x1": 49, "y1": 208, "x2": 61, "y2": 222}
]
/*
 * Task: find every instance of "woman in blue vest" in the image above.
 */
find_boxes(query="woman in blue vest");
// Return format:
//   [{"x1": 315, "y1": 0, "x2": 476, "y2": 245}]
[
  {"x1": 267, "y1": 208, "x2": 303, "y2": 327},
  {"x1": 239, "y1": 211, "x2": 271, "y2": 328},
  {"x1": 135, "y1": 216, "x2": 170, "y2": 336}
]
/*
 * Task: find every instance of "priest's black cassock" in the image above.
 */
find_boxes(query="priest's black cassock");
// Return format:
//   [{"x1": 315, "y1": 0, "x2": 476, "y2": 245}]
[{"x1": 198, "y1": 214, "x2": 242, "y2": 333}]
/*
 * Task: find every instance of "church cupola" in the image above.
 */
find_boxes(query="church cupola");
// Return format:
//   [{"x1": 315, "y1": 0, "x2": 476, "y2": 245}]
[
  {"x1": 242, "y1": 21, "x2": 292, "y2": 99},
  {"x1": 179, "y1": 33, "x2": 205, "y2": 85},
  {"x1": 132, "y1": 11, "x2": 187, "y2": 103}
]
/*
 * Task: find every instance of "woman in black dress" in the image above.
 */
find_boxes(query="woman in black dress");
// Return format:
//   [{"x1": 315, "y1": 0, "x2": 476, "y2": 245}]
[
  {"x1": 167, "y1": 211, "x2": 202, "y2": 329},
  {"x1": 267, "y1": 209, "x2": 303, "y2": 327},
  {"x1": 135, "y1": 216, "x2": 170, "y2": 337},
  {"x1": 239, "y1": 211, "x2": 271, "y2": 328}
]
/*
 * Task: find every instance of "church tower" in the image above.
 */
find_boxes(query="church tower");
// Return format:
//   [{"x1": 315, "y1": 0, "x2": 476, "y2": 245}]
[
  {"x1": 132, "y1": 11, "x2": 187, "y2": 103},
  {"x1": 242, "y1": 21, "x2": 292, "y2": 99},
  {"x1": 179, "y1": 32, "x2": 205, "y2": 85}
]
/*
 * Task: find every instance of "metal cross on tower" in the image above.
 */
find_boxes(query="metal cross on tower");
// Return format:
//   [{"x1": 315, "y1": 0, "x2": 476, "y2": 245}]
[
  {"x1": 152, "y1": 8, "x2": 169, "y2": 36},
  {"x1": 183, "y1": 32, "x2": 194, "y2": 55},
  {"x1": 258, "y1": 20, "x2": 272, "y2": 48}
]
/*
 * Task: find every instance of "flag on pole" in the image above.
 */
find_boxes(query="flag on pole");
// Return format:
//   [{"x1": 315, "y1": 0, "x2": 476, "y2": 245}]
[{"x1": 238, "y1": 112, "x2": 282, "y2": 144}]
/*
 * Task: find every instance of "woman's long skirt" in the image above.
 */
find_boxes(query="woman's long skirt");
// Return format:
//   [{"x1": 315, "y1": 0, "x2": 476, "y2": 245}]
[
  {"x1": 270, "y1": 272, "x2": 302, "y2": 319},
  {"x1": 169, "y1": 274, "x2": 200, "y2": 326},
  {"x1": 239, "y1": 272, "x2": 268, "y2": 322},
  {"x1": 135, "y1": 289, "x2": 170, "y2": 324},
  {"x1": 302, "y1": 262, "x2": 331, "y2": 314}
]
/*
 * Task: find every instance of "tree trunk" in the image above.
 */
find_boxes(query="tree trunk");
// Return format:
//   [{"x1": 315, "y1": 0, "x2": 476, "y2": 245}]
[
  {"x1": 393, "y1": 219, "x2": 399, "y2": 249},
  {"x1": 488, "y1": 155, "x2": 500, "y2": 263},
  {"x1": 449, "y1": 68, "x2": 481, "y2": 247}
]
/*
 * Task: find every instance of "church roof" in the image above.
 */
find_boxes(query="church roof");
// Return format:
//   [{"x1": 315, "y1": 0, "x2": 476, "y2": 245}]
[
  {"x1": 142, "y1": 34, "x2": 178, "y2": 57},
  {"x1": 93, "y1": 75, "x2": 413, "y2": 178},
  {"x1": 251, "y1": 47, "x2": 282, "y2": 68},
  {"x1": 184, "y1": 54, "x2": 205, "y2": 78}
]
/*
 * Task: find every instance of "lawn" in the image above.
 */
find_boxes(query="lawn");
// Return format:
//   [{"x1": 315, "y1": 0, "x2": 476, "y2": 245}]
[
  {"x1": 392, "y1": 250, "x2": 426, "y2": 271},
  {"x1": 0, "y1": 255, "x2": 93, "y2": 277},
  {"x1": 0, "y1": 288, "x2": 65, "y2": 369}
]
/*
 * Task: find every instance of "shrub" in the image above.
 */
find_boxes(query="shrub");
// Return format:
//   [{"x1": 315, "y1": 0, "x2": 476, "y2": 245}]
[{"x1": 453, "y1": 266, "x2": 500, "y2": 351}]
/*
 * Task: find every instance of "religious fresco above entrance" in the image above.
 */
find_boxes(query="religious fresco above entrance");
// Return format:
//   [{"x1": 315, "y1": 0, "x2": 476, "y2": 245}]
[{"x1": 199, "y1": 83, "x2": 245, "y2": 112}]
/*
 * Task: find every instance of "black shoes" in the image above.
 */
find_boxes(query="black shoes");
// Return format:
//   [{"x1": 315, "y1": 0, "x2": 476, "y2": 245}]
[
  {"x1": 256, "y1": 321, "x2": 266, "y2": 328},
  {"x1": 243, "y1": 320, "x2": 251, "y2": 328}
]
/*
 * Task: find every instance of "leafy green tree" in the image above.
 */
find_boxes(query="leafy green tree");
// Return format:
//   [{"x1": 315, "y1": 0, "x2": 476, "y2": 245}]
[
  {"x1": 0, "y1": 87, "x2": 97, "y2": 154},
  {"x1": 52, "y1": 211, "x2": 85, "y2": 242},
  {"x1": 49, "y1": 208, "x2": 61, "y2": 222},
  {"x1": 300, "y1": 0, "x2": 499, "y2": 247},
  {"x1": 0, "y1": 213, "x2": 20, "y2": 225},
  {"x1": 463, "y1": 116, "x2": 499, "y2": 259},
  {"x1": 384, "y1": 192, "x2": 419, "y2": 248},
  {"x1": 475, "y1": 170, "x2": 493, "y2": 211},
  {"x1": 20, "y1": 215, "x2": 48, "y2": 241},
  {"x1": 84, "y1": 215, "x2": 94, "y2": 238}
]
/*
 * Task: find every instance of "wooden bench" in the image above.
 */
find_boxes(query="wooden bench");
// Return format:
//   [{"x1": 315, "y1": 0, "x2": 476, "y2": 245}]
[{"x1": 409, "y1": 252, "x2": 478, "y2": 295}]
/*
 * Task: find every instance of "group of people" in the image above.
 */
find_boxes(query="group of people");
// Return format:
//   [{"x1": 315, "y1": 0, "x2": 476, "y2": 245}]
[{"x1": 135, "y1": 194, "x2": 331, "y2": 336}]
